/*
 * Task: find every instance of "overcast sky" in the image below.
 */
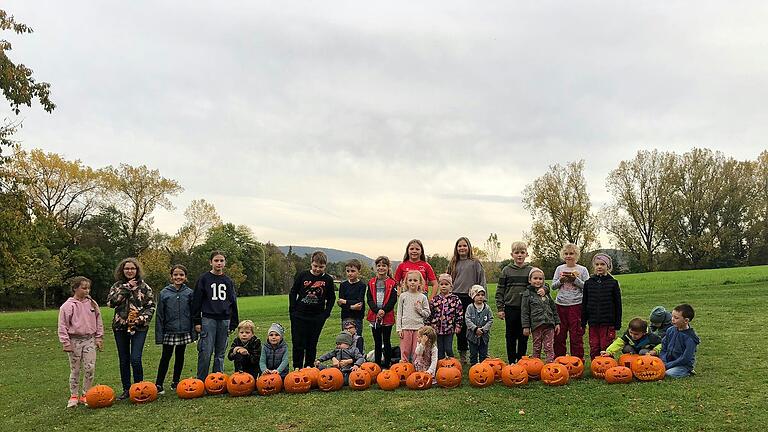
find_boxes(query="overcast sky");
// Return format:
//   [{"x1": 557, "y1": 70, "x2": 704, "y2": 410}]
[{"x1": 4, "y1": 1, "x2": 767, "y2": 260}]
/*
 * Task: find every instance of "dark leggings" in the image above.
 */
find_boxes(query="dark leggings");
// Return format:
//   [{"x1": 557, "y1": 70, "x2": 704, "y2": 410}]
[
  {"x1": 371, "y1": 324, "x2": 393, "y2": 368},
  {"x1": 504, "y1": 306, "x2": 528, "y2": 363},
  {"x1": 156, "y1": 344, "x2": 187, "y2": 386},
  {"x1": 290, "y1": 315, "x2": 326, "y2": 368},
  {"x1": 455, "y1": 293, "x2": 473, "y2": 352}
]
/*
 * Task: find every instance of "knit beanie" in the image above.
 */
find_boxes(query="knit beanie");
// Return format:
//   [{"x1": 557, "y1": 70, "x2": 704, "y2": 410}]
[
  {"x1": 649, "y1": 306, "x2": 672, "y2": 326},
  {"x1": 268, "y1": 322, "x2": 284, "y2": 338},
  {"x1": 335, "y1": 332, "x2": 354, "y2": 347},
  {"x1": 342, "y1": 318, "x2": 356, "y2": 330},
  {"x1": 528, "y1": 267, "x2": 545, "y2": 281},
  {"x1": 469, "y1": 284, "x2": 486, "y2": 300},
  {"x1": 438, "y1": 273, "x2": 453, "y2": 285},
  {"x1": 592, "y1": 253, "x2": 613, "y2": 272}
]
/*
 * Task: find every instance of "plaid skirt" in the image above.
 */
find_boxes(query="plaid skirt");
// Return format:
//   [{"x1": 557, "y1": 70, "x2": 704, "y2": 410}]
[{"x1": 163, "y1": 332, "x2": 194, "y2": 346}]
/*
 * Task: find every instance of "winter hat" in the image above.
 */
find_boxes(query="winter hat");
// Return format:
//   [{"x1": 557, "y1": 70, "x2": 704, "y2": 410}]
[
  {"x1": 469, "y1": 285, "x2": 486, "y2": 300},
  {"x1": 268, "y1": 322, "x2": 285, "y2": 338},
  {"x1": 335, "y1": 332, "x2": 354, "y2": 347},
  {"x1": 528, "y1": 267, "x2": 545, "y2": 281},
  {"x1": 438, "y1": 273, "x2": 453, "y2": 285},
  {"x1": 649, "y1": 306, "x2": 672, "y2": 326},
  {"x1": 592, "y1": 253, "x2": 613, "y2": 272},
  {"x1": 342, "y1": 319, "x2": 357, "y2": 330}
]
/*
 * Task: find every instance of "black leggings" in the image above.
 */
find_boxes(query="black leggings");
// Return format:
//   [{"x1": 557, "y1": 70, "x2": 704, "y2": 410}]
[
  {"x1": 156, "y1": 344, "x2": 187, "y2": 386},
  {"x1": 291, "y1": 315, "x2": 326, "y2": 368},
  {"x1": 371, "y1": 324, "x2": 393, "y2": 368},
  {"x1": 455, "y1": 293, "x2": 473, "y2": 352},
  {"x1": 504, "y1": 306, "x2": 528, "y2": 363}
]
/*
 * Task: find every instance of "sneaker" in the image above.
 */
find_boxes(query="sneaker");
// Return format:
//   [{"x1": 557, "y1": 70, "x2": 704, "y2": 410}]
[
  {"x1": 170, "y1": 382, "x2": 178, "y2": 391},
  {"x1": 66, "y1": 396, "x2": 79, "y2": 408},
  {"x1": 459, "y1": 350, "x2": 468, "y2": 364},
  {"x1": 117, "y1": 390, "x2": 130, "y2": 401},
  {"x1": 79, "y1": 396, "x2": 88, "y2": 406},
  {"x1": 156, "y1": 385, "x2": 165, "y2": 395}
]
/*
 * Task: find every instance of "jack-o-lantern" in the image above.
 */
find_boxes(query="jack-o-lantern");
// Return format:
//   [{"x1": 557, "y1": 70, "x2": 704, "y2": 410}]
[
  {"x1": 482, "y1": 358, "x2": 506, "y2": 381},
  {"x1": 227, "y1": 372, "x2": 255, "y2": 397},
  {"x1": 517, "y1": 356, "x2": 545, "y2": 380},
  {"x1": 468, "y1": 363, "x2": 495, "y2": 388},
  {"x1": 630, "y1": 355, "x2": 666, "y2": 381},
  {"x1": 129, "y1": 381, "x2": 158, "y2": 404},
  {"x1": 376, "y1": 369, "x2": 400, "y2": 391},
  {"x1": 84, "y1": 385, "x2": 115, "y2": 408},
  {"x1": 555, "y1": 355, "x2": 584, "y2": 379},
  {"x1": 540, "y1": 363, "x2": 570, "y2": 386},
  {"x1": 605, "y1": 366, "x2": 634, "y2": 384},
  {"x1": 437, "y1": 357, "x2": 463, "y2": 373},
  {"x1": 317, "y1": 368, "x2": 344, "y2": 392},
  {"x1": 359, "y1": 362, "x2": 382, "y2": 381},
  {"x1": 176, "y1": 378, "x2": 205, "y2": 399},
  {"x1": 500, "y1": 364, "x2": 528, "y2": 387},
  {"x1": 256, "y1": 373, "x2": 283, "y2": 396},
  {"x1": 348, "y1": 369, "x2": 371, "y2": 390},
  {"x1": 299, "y1": 367, "x2": 320, "y2": 388},
  {"x1": 284, "y1": 371, "x2": 312, "y2": 394},
  {"x1": 391, "y1": 362, "x2": 415, "y2": 385},
  {"x1": 619, "y1": 353, "x2": 640, "y2": 369},
  {"x1": 590, "y1": 356, "x2": 618, "y2": 379},
  {"x1": 406, "y1": 371, "x2": 433, "y2": 390},
  {"x1": 435, "y1": 367, "x2": 462, "y2": 389},
  {"x1": 204, "y1": 372, "x2": 228, "y2": 395}
]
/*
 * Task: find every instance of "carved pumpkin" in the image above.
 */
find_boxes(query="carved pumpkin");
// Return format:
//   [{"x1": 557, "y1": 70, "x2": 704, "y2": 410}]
[
  {"x1": 555, "y1": 355, "x2": 584, "y2": 379},
  {"x1": 284, "y1": 371, "x2": 312, "y2": 394},
  {"x1": 500, "y1": 364, "x2": 529, "y2": 387},
  {"x1": 84, "y1": 384, "x2": 115, "y2": 408},
  {"x1": 630, "y1": 355, "x2": 666, "y2": 381},
  {"x1": 359, "y1": 362, "x2": 382, "y2": 381},
  {"x1": 204, "y1": 372, "x2": 228, "y2": 395},
  {"x1": 348, "y1": 369, "x2": 371, "y2": 390},
  {"x1": 435, "y1": 367, "x2": 462, "y2": 389},
  {"x1": 540, "y1": 363, "x2": 570, "y2": 386},
  {"x1": 590, "y1": 356, "x2": 618, "y2": 379},
  {"x1": 619, "y1": 353, "x2": 640, "y2": 369},
  {"x1": 256, "y1": 373, "x2": 283, "y2": 396},
  {"x1": 391, "y1": 362, "x2": 415, "y2": 385},
  {"x1": 299, "y1": 367, "x2": 320, "y2": 388},
  {"x1": 406, "y1": 371, "x2": 433, "y2": 390},
  {"x1": 176, "y1": 378, "x2": 206, "y2": 399},
  {"x1": 468, "y1": 363, "x2": 495, "y2": 388},
  {"x1": 437, "y1": 357, "x2": 463, "y2": 373},
  {"x1": 129, "y1": 381, "x2": 158, "y2": 404},
  {"x1": 317, "y1": 368, "x2": 344, "y2": 392},
  {"x1": 227, "y1": 372, "x2": 256, "y2": 397},
  {"x1": 605, "y1": 366, "x2": 634, "y2": 384},
  {"x1": 517, "y1": 356, "x2": 545, "y2": 380},
  {"x1": 482, "y1": 358, "x2": 506, "y2": 382},
  {"x1": 376, "y1": 369, "x2": 400, "y2": 391}
]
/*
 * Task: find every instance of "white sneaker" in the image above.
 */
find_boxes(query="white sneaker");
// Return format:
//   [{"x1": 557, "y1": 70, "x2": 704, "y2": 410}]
[{"x1": 66, "y1": 396, "x2": 79, "y2": 408}]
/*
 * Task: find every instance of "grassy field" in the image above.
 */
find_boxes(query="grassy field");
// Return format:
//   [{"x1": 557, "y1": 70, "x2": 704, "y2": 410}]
[{"x1": 1, "y1": 265, "x2": 766, "y2": 431}]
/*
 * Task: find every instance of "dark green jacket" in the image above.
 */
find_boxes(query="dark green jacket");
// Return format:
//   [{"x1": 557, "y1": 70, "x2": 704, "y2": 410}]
[{"x1": 521, "y1": 284, "x2": 560, "y2": 330}]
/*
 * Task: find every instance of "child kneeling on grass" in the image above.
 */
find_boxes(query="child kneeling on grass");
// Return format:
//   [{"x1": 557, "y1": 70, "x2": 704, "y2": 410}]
[
  {"x1": 315, "y1": 332, "x2": 365, "y2": 385},
  {"x1": 601, "y1": 317, "x2": 662, "y2": 358},
  {"x1": 660, "y1": 304, "x2": 700, "y2": 378}
]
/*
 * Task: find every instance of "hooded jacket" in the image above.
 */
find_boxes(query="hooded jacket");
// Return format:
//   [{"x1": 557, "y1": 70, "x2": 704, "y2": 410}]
[
  {"x1": 521, "y1": 284, "x2": 560, "y2": 330},
  {"x1": 58, "y1": 297, "x2": 104, "y2": 350},
  {"x1": 660, "y1": 326, "x2": 700, "y2": 371},
  {"x1": 155, "y1": 284, "x2": 196, "y2": 344}
]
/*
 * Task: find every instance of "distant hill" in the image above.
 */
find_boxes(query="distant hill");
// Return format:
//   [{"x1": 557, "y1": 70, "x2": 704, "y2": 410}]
[{"x1": 278, "y1": 246, "x2": 374, "y2": 266}]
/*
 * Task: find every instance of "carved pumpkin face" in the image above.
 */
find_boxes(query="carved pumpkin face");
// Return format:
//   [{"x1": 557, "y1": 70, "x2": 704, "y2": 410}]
[
  {"x1": 256, "y1": 373, "x2": 283, "y2": 396},
  {"x1": 468, "y1": 363, "x2": 495, "y2": 388},
  {"x1": 630, "y1": 355, "x2": 666, "y2": 381},
  {"x1": 590, "y1": 357, "x2": 618, "y2": 379},
  {"x1": 317, "y1": 368, "x2": 344, "y2": 392},
  {"x1": 204, "y1": 372, "x2": 228, "y2": 395},
  {"x1": 541, "y1": 363, "x2": 570, "y2": 386},
  {"x1": 84, "y1": 385, "x2": 115, "y2": 408},
  {"x1": 406, "y1": 371, "x2": 433, "y2": 390},
  {"x1": 284, "y1": 371, "x2": 312, "y2": 393},
  {"x1": 359, "y1": 362, "x2": 382, "y2": 381},
  {"x1": 176, "y1": 378, "x2": 205, "y2": 399},
  {"x1": 517, "y1": 356, "x2": 545, "y2": 380},
  {"x1": 435, "y1": 367, "x2": 462, "y2": 389},
  {"x1": 555, "y1": 355, "x2": 584, "y2": 378},
  {"x1": 391, "y1": 362, "x2": 415, "y2": 384},
  {"x1": 482, "y1": 358, "x2": 506, "y2": 381},
  {"x1": 348, "y1": 370, "x2": 371, "y2": 390},
  {"x1": 299, "y1": 367, "x2": 320, "y2": 389},
  {"x1": 605, "y1": 366, "x2": 634, "y2": 384},
  {"x1": 437, "y1": 357, "x2": 463, "y2": 373},
  {"x1": 619, "y1": 353, "x2": 640, "y2": 369},
  {"x1": 376, "y1": 369, "x2": 400, "y2": 391},
  {"x1": 500, "y1": 364, "x2": 529, "y2": 387},
  {"x1": 227, "y1": 372, "x2": 255, "y2": 397},
  {"x1": 129, "y1": 381, "x2": 158, "y2": 404}
]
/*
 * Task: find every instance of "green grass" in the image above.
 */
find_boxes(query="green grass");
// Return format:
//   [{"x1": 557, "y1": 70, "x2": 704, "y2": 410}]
[{"x1": 1, "y1": 265, "x2": 766, "y2": 431}]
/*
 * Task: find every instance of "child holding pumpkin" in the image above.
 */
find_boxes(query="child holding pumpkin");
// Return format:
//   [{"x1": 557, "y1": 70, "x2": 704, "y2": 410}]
[
  {"x1": 228, "y1": 319, "x2": 262, "y2": 377},
  {"x1": 521, "y1": 268, "x2": 560, "y2": 363},
  {"x1": 413, "y1": 325, "x2": 438, "y2": 376},
  {"x1": 366, "y1": 256, "x2": 398, "y2": 368},
  {"x1": 58, "y1": 276, "x2": 104, "y2": 408},
  {"x1": 428, "y1": 273, "x2": 463, "y2": 360},
  {"x1": 551, "y1": 243, "x2": 589, "y2": 360},
  {"x1": 465, "y1": 285, "x2": 493, "y2": 365},
  {"x1": 660, "y1": 304, "x2": 700, "y2": 378},
  {"x1": 396, "y1": 270, "x2": 431, "y2": 363},
  {"x1": 581, "y1": 253, "x2": 622, "y2": 360},
  {"x1": 314, "y1": 332, "x2": 365, "y2": 385},
  {"x1": 260, "y1": 323, "x2": 289, "y2": 379}
]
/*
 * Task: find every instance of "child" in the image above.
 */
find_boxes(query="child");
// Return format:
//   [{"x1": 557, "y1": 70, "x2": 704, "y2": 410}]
[
  {"x1": 413, "y1": 325, "x2": 438, "y2": 376},
  {"x1": 366, "y1": 256, "x2": 398, "y2": 368},
  {"x1": 581, "y1": 253, "x2": 622, "y2": 360},
  {"x1": 58, "y1": 277, "x2": 104, "y2": 408},
  {"x1": 396, "y1": 270, "x2": 431, "y2": 363},
  {"x1": 660, "y1": 304, "x2": 700, "y2": 378},
  {"x1": 343, "y1": 318, "x2": 365, "y2": 353},
  {"x1": 496, "y1": 241, "x2": 539, "y2": 363},
  {"x1": 192, "y1": 250, "x2": 240, "y2": 380},
  {"x1": 289, "y1": 250, "x2": 336, "y2": 368},
  {"x1": 551, "y1": 243, "x2": 589, "y2": 360},
  {"x1": 649, "y1": 306, "x2": 673, "y2": 340},
  {"x1": 337, "y1": 258, "x2": 366, "y2": 336},
  {"x1": 314, "y1": 332, "x2": 365, "y2": 385},
  {"x1": 521, "y1": 268, "x2": 560, "y2": 363},
  {"x1": 260, "y1": 323, "x2": 289, "y2": 379},
  {"x1": 429, "y1": 273, "x2": 463, "y2": 359},
  {"x1": 228, "y1": 320, "x2": 262, "y2": 377},
  {"x1": 394, "y1": 239, "x2": 438, "y2": 298},
  {"x1": 601, "y1": 317, "x2": 662, "y2": 358},
  {"x1": 465, "y1": 285, "x2": 493, "y2": 364},
  {"x1": 446, "y1": 236, "x2": 486, "y2": 364},
  {"x1": 155, "y1": 264, "x2": 196, "y2": 394}
]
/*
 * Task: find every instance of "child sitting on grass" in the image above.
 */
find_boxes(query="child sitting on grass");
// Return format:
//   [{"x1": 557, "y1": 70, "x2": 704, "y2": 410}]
[
  {"x1": 660, "y1": 304, "x2": 700, "y2": 378},
  {"x1": 601, "y1": 317, "x2": 662, "y2": 358},
  {"x1": 315, "y1": 332, "x2": 365, "y2": 385},
  {"x1": 260, "y1": 323, "x2": 289, "y2": 379},
  {"x1": 228, "y1": 319, "x2": 261, "y2": 377}
]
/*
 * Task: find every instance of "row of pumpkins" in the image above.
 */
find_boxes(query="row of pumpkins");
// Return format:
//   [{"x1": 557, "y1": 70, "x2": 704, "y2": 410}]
[{"x1": 83, "y1": 353, "x2": 665, "y2": 408}]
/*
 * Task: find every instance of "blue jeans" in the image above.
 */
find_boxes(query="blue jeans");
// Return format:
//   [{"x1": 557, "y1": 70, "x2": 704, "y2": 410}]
[
  {"x1": 197, "y1": 318, "x2": 230, "y2": 380},
  {"x1": 437, "y1": 334, "x2": 454, "y2": 359},
  {"x1": 114, "y1": 329, "x2": 148, "y2": 392},
  {"x1": 666, "y1": 366, "x2": 692, "y2": 378},
  {"x1": 468, "y1": 339, "x2": 488, "y2": 365}
]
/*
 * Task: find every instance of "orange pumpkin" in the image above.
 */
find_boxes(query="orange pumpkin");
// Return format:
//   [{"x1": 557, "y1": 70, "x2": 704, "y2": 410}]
[
  {"x1": 500, "y1": 364, "x2": 529, "y2": 387},
  {"x1": 299, "y1": 367, "x2": 320, "y2": 388},
  {"x1": 391, "y1": 362, "x2": 415, "y2": 385},
  {"x1": 540, "y1": 363, "x2": 570, "y2": 386},
  {"x1": 359, "y1": 362, "x2": 382, "y2": 381},
  {"x1": 435, "y1": 367, "x2": 462, "y2": 389},
  {"x1": 468, "y1": 363, "x2": 495, "y2": 388},
  {"x1": 129, "y1": 381, "x2": 158, "y2": 404},
  {"x1": 605, "y1": 366, "x2": 634, "y2": 384},
  {"x1": 256, "y1": 373, "x2": 283, "y2": 396},
  {"x1": 630, "y1": 355, "x2": 666, "y2": 381},
  {"x1": 517, "y1": 356, "x2": 545, "y2": 380},
  {"x1": 376, "y1": 369, "x2": 400, "y2": 391},
  {"x1": 437, "y1": 357, "x2": 463, "y2": 373},
  {"x1": 84, "y1": 385, "x2": 115, "y2": 408},
  {"x1": 227, "y1": 372, "x2": 256, "y2": 397},
  {"x1": 482, "y1": 357, "x2": 506, "y2": 382},
  {"x1": 284, "y1": 371, "x2": 312, "y2": 394},
  {"x1": 348, "y1": 369, "x2": 371, "y2": 390},
  {"x1": 590, "y1": 356, "x2": 618, "y2": 379},
  {"x1": 555, "y1": 355, "x2": 584, "y2": 379},
  {"x1": 619, "y1": 353, "x2": 640, "y2": 369},
  {"x1": 204, "y1": 372, "x2": 228, "y2": 395},
  {"x1": 406, "y1": 371, "x2": 433, "y2": 390},
  {"x1": 176, "y1": 378, "x2": 205, "y2": 399},
  {"x1": 317, "y1": 368, "x2": 344, "y2": 392}
]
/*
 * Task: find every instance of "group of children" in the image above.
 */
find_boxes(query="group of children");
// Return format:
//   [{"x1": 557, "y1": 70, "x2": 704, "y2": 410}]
[{"x1": 57, "y1": 239, "x2": 701, "y2": 407}]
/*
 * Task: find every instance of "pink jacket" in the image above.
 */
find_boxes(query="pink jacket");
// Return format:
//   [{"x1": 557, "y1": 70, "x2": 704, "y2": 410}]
[{"x1": 58, "y1": 297, "x2": 104, "y2": 349}]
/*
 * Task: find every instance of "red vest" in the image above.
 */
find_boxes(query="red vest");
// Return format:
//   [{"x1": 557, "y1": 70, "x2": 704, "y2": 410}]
[{"x1": 367, "y1": 277, "x2": 397, "y2": 326}]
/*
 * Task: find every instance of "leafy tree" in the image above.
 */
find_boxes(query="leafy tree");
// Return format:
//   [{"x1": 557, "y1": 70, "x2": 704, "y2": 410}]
[
  {"x1": 427, "y1": 254, "x2": 449, "y2": 274},
  {"x1": 746, "y1": 151, "x2": 768, "y2": 265},
  {"x1": 170, "y1": 199, "x2": 222, "y2": 254},
  {"x1": 483, "y1": 233, "x2": 501, "y2": 280}
]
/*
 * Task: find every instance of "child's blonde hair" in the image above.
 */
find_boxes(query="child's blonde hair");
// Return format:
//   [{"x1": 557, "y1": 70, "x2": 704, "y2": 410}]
[
  {"x1": 560, "y1": 243, "x2": 581, "y2": 261},
  {"x1": 405, "y1": 270, "x2": 425, "y2": 291},
  {"x1": 417, "y1": 325, "x2": 437, "y2": 349},
  {"x1": 237, "y1": 320, "x2": 255, "y2": 333},
  {"x1": 510, "y1": 241, "x2": 528, "y2": 253}
]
